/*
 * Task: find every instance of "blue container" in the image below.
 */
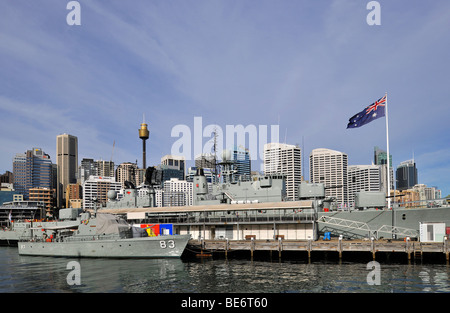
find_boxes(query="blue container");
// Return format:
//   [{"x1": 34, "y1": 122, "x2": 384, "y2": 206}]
[{"x1": 160, "y1": 224, "x2": 173, "y2": 235}]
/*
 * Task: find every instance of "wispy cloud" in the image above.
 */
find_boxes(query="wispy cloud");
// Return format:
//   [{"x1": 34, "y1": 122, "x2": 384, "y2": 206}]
[{"x1": 1, "y1": 0, "x2": 449, "y2": 194}]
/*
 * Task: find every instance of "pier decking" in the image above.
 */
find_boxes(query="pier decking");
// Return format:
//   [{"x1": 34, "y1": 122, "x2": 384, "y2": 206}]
[{"x1": 188, "y1": 238, "x2": 450, "y2": 261}]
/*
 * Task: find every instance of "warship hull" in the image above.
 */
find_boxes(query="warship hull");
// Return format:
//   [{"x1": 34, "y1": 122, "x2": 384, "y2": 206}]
[{"x1": 18, "y1": 234, "x2": 191, "y2": 258}]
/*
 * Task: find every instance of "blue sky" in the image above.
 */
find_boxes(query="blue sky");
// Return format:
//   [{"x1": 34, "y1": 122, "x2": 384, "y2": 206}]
[{"x1": 1, "y1": 0, "x2": 449, "y2": 196}]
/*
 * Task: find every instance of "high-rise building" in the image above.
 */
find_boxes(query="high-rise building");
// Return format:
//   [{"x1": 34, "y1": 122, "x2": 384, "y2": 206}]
[
  {"x1": 195, "y1": 153, "x2": 216, "y2": 169},
  {"x1": 13, "y1": 148, "x2": 52, "y2": 200},
  {"x1": 78, "y1": 158, "x2": 95, "y2": 184},
  {"x1": 232, "y1": 146, "x2": 251, "y2": 181},
  {"x1": 264, "y1": 143, "x2": 301, "y2": 201},
  {"x1": 396, "y1": 160, "x2": 418, "y2": 191},
  {"x1": 56, "y1": 134, "x2": 78, "y2": 208},
  {"x1": 12, "y1": 153, "x2": 27, "y2": 196},
  {"x1": 116, "y1": 162, "x2": 138, "y2": 187},
  {"x1": 163, "y1": 178, "x2": 193, "y2": 207},
  {"x1": 161, "y1": 155, "x2": 185, "y2": 180},
  {"x1": 374, "y1": 146, "x2": 394, "y2": 192},
  {"x1": 347, "y1": 165, "x2": 382, "y2": 204},
  {"x1": 310, "y1": 148, "x2": 348, "y2": 206},
  {"x1": 95, "y1": 160, "x2": 115, "y2": 178}
]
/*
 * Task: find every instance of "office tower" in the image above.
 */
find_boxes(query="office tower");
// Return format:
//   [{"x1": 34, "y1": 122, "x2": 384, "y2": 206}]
[
  {"x1": 13, "y1": 148, "x2": 52, "y2": 200},
  {"x1": 82, "y1": 176, "x2": 121, "y2": 210},
  {"x1": 347, "y1": 165, "x2": 382, "y2": 204},
  {"x1": 310, "y1": 148, "x2": 348, "y2": 206},
  {"x1": 232, "y1": 146, "x2": 251, "y2": 181},
  {"x1": 161, "y1": 155, "x2": 185, "y2": 180},
  {"x1": 396, "y1": 160, "x2": 418, "y2": 191},
  {"x1": 56, "y1": 134, "x2": 78, "y2": 208},
  {"x1": 374, "y1": 146, "x2": 394, "y2": 192},
  {"x1": 264, "y1": 143, "x2": 301, "y2": 201},
  {"x1": 78, "y1": 158, "x2": 96, "y2": 184},
  {"x1": 12, "y1": 153, "x2": 27, "y2": 196}
]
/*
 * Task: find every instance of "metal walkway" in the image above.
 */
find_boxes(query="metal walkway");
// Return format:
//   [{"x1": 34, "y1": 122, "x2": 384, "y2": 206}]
[{"x1": 317, "y1": 216, "x2": 419, "y2": 239}]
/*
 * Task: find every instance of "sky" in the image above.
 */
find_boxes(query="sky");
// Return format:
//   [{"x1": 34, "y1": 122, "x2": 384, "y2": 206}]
[{"x1": 1, "y1": 0, "x2": 449, "y2": 196}]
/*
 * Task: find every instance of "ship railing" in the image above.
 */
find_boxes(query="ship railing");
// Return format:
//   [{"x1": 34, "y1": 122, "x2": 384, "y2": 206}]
[
  {"x1": 392, "y1": 198, "x2": 449, "y2": 209},
  {"x1": 19, "y1": 233, "x2": 122, "y2": 243}
]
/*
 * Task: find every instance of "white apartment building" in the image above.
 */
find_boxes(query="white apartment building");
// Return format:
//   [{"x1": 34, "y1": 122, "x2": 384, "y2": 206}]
[
  {"x1": 82, "y1": 176, "x2": 121, "y2": 210},
  {"x1": 310, "y1": 148, "x2": 348, "y2": 206},
  {"x1": 263, "y1": 143, "x2": 301, "y2": 201},
  {"x1": 347, "y1": 165, "x2": 382, "y2": 204},
  {"x1": 163, "y1": 178, "x2": 193, "y2": 206}
]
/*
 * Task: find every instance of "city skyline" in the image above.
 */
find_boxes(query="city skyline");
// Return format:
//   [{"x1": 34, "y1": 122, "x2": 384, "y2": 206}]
[{"x1": 1, "y1": 1, "x2": 449, "y2": 195}]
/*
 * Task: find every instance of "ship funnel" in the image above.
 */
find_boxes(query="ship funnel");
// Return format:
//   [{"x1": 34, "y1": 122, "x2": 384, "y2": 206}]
[{"x1": 194, "y1": 168, "x2": 208, "y2": 195}]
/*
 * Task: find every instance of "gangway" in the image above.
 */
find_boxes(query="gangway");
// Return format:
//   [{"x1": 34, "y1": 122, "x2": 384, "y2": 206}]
[{"x1": 317, "y1": 216, "x2": 418, "y2": 239}]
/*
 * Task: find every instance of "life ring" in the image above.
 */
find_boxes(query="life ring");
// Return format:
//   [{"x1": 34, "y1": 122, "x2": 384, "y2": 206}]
[{"x1": 82, "y1": 219, "x2": 89, "y2": 225}]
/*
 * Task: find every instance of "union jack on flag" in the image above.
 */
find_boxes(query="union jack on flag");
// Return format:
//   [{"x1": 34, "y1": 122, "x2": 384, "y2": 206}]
[{"x1": 347, "y1": 95, "x2": 386, "y2": 129}]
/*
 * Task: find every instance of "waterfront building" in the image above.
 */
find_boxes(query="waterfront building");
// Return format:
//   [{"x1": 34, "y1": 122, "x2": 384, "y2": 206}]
[
  {"x1": 264, "y1": 143, "x2": 301, "y2": 201},
  {"x1": 56, "y1": 134, "x2": 78, "y2": 208},
  {"x1": 347, "y1": 165, "x2": 382, "y2": 204},
  {"x1": 309, "y1": 148, "x2": 348, "y2": 206},
  {"x1": 82, "y1": 176, "x2": 121, "y2": 210},
  {"x1": 396, "y1": 159, "x2": 418, "y2": 191}
]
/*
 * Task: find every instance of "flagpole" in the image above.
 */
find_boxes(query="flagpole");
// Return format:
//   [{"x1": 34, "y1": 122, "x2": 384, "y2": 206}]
[{"x1": 385, "y1": 91, "x2": 391, "y2": 210}]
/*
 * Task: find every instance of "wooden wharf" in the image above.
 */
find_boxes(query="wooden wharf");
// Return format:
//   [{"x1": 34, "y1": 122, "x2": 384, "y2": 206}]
[{"x1": 188, "y1": 238, "x2": 450, "y2": 262}]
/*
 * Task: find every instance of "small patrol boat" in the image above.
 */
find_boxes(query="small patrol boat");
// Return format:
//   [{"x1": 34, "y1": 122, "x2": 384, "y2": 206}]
[{"x1": 18, "y1": 207, "x2": 190, "y2": 258}]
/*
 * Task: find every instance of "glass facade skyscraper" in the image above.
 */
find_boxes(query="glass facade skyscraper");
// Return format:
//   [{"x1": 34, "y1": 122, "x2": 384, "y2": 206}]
[{"x1": 13, "y1": 148, "x2": 52, "y2": 199}]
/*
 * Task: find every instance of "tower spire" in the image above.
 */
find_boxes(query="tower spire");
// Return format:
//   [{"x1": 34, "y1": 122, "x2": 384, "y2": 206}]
[{"x1": 139, "y1": 114, "x2": 149, "y2": 169}]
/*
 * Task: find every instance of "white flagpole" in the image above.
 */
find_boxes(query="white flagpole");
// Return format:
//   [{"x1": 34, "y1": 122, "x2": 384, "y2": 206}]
[{"x1": 385, "y1": 92, "x2": 391, "y2": 209}]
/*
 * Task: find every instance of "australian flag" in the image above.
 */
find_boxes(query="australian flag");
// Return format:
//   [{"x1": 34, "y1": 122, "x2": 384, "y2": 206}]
[{"x1": 347, "y1": 95, "x2": 386, "y2": 129}]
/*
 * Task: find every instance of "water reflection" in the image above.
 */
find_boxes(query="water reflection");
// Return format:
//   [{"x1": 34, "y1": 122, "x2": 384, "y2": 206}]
[{"x1": 1, "y1": 247, "x2": 449, "y2": 293}]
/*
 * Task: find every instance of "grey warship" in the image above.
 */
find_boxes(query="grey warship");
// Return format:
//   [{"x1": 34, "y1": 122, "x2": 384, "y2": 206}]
[
  {"x1": 101, "y1": 159, "x2": 450, "y2": 241},
  {"x1": 18, "y1": 207, "x2": 190, "y2": 258}
]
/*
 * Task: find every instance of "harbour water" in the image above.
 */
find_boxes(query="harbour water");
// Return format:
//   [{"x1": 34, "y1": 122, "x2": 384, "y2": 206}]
[{"x1": 1, "y1": 247, "x2": 450, "y2": 294}]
